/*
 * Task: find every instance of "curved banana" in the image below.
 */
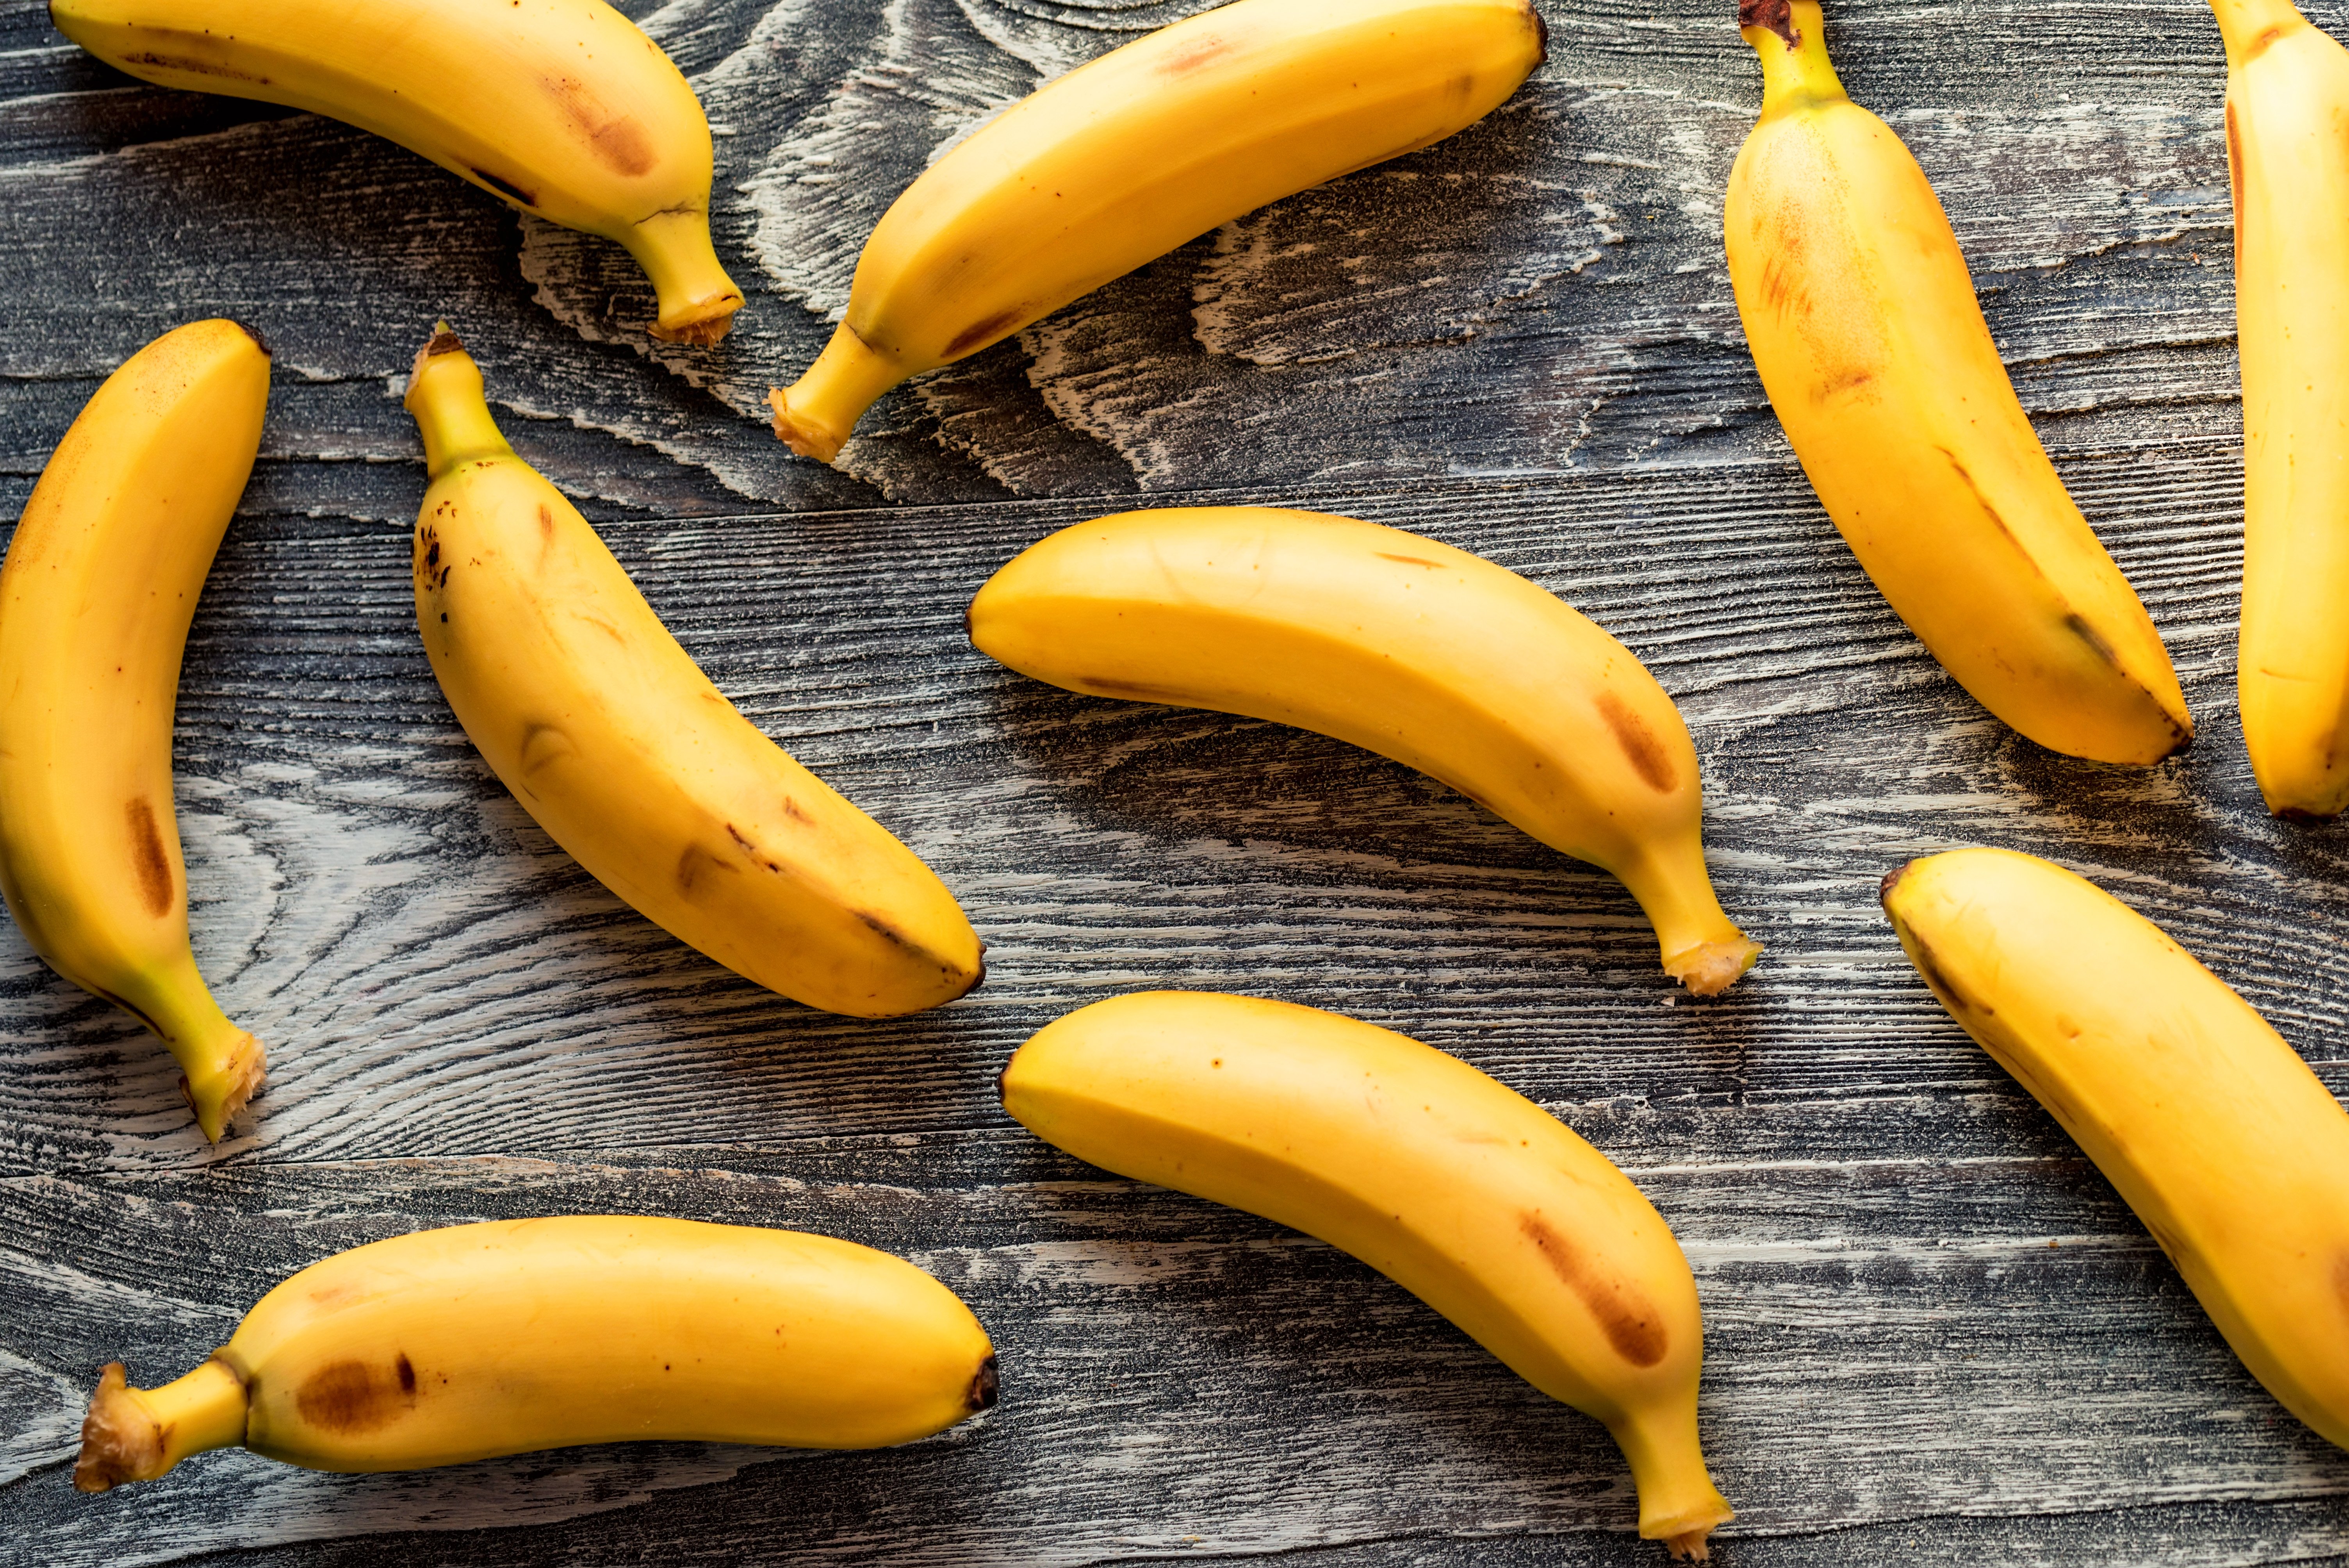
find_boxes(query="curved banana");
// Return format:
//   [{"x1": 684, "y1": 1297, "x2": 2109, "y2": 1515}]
[
  {"x1": 405, "y1": 327, "x2": 982, "y2": 1017},
  {"x1": 72, "y1": 1215, "x2": 998, "y2": 1488},
  {"x1": 1723, "y1": 0, "x2": 2191, "y2": 764},
  {"x1": 1003, "y1": 991, "x2": 1734, "y2": 1558},
  {"x1": 2215, "y1": 0, "x2": 2349, "y2": 816},
  {"x1": 767, "y1": 0, "x2": 1545, "y2": 462},
  {"x1": 50, "y1": 0, "x2": 740, "y2": 345},
  {"x1": 0, "y1": 319, "x2": 269, "y2": 1143},
  {"x1": 1881, "y1": 847, "x2": 2349, "y2": 1450},
  {"x1": 967, "y1": 506, "x2": 1759, "y2": 994}
]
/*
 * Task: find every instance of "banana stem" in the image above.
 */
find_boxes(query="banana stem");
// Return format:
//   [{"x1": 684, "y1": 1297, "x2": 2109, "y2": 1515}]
[
  {"x1": 767, "y1": 322, "x2": 912, "y2": 463},
  {"x1": 1614, "y1": 843, "x2": 1761, "y2": 996},
  {"x1": 625, "y1": 210, "x2": 745, "y2": 346},
  {"x1": 1609, "y1": 1404, "x2": 1736, "y2": 1559},
  {"x1": 2206, "y1": 0, "x2": 2308, "y2": 64},
  {"x1": 1744, "y1": 0, "x2": 1845, "y2": 112},
  {"x1": 74, "y1": 1358, "x2": 248, "y2": 1491},
  {"x1": 404, "y1": 330, "x2": 514, "y2": 479}
]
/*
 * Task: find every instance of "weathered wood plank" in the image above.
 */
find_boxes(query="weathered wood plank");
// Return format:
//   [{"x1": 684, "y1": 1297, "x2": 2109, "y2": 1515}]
[{"x1": 7, "y1": 0, "x2": 2349, "y2": 1559}]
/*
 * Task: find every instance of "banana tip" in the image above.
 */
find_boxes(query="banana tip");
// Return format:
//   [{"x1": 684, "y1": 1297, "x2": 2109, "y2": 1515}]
[{"x1": 233, "y1": 319, "x2": 271, "y2": 359}]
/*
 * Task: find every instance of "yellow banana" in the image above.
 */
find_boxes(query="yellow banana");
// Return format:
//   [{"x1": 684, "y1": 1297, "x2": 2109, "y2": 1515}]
[
  {"x1": 405, "y1": 327, "x2": 982, "y2": 1017},
  {"x1": 50, "y1": 0, "x2": 740, "y2": 345},
  {"x1": 767, "y1": 0, "x2": 1545, "y2": 462},
  {"x1": 0, "y1": 319, "x2": 269, "y2": 1143},
  {"x1": 1723, "y1": 0, "x2": 2191, "y2": 764},
  {"x1": 1003, "y1": 991, "x2": 1734, "y2": 1559},
  {"x1": 1881, "y1": 847, "x2": 2349, "y2": 1451},
  {"x1": 967, "y1": 506, "x2": 1759, "y2": 994},
  {"x1": 2215, "y1": 0, "x2": 2349, "y2": 816},
  {"x1": 72, "y1": 1215, "x2": 998, "y2": 1489}
]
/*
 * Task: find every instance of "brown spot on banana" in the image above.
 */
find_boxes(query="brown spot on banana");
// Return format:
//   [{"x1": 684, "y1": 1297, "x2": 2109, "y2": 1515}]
[
  {"x1": 1156, "y1": 33, "x2": 1229, "y2": 75},
  {"x1": 125, "y1": 798, "x2": 173, "y2": 918},
  {"x1": 1078, "y1": 675, "x2": 1194, "y2": 701},
  {"x1": 1595, "y1": 690, "x2": 1677, "y2": 792},
  {"x1": 968, "y1": 1356, "x2": 1000, "y2": 1412},
  {"x1": 118, "y1": 50, "x2": 270, "y2": 83},
  {"x1": 470, "y1": 167, "x2": 539, "y2": 208},
  {"x1": 545, "y1": 76, "x2": 656, "y2": 175},
  {"x1": 674, "y1": 843, "x2": 740, "y2": 897},
  {"x1": 1738, "y1": 0, "x2": 1799, "y2": 47},
  {"x1": 1376, "y1": 553, "x2": 1443, "y2": 568},
  {"x1": 945, "y1": 308, "x2": 1030, "y2": 358},
  {"x1": 396, "y1": 1354, "x2": 415, "y2": 1395},
  {"x1": 1519, "y1": 1214, "x2": 1669, "y2": 1366},
  {"x1": 292, "y1": 1359, "x2": 410, "y2": 1435},
  {"x1": 2226, "y1": 102, "x2": 2246, "y2": 258}
]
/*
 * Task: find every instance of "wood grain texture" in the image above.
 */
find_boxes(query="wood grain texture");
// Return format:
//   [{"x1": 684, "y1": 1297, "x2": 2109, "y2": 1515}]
[{"x1": 5, "y1": 0, "x2": 2349, "y2": 1559}]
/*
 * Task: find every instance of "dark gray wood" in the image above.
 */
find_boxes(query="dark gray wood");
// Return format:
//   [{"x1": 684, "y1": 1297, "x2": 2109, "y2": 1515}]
[{"x1": 5, "y1": 0, "x2": 2349, "y2": 1559}]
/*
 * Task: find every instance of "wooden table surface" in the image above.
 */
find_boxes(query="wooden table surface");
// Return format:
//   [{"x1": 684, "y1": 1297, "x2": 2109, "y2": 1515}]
[{"x1": 6, "y1": 0, "x2": 2349, "y2": 1561}]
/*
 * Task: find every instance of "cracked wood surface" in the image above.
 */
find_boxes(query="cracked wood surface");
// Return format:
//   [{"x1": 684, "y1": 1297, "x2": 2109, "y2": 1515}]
[{"x1": 4, "y1": 0, "x2": 2348, "y2": 1561}]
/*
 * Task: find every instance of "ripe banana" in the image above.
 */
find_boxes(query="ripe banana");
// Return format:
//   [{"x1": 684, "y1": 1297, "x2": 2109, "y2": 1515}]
[
  {"x1": 1724, "y1": 0, "x2": 2192, "y2": 764},
  {"x1": 767, "y1": 0, "x2": 1545, "y2": 462},
  {"x1": 2215, "y1": 0, "x2": 2349, "y2": 816},
  {"x1": 1003, "y1": 991, "x2": 1734, "y2": 1559},
  {"x1": 404, "y1": 327, "x2": 982, "y2": 1017},
  {"x1": 50, "y1": 0, "x2": 741, "y2": 345},
  {"x1": 0, "y1": 319, "x2": 269, "y2": 1143},
  {"x1": 72, "y1": 1215, "x2": 998, "y2": 1488},
  {"x1": 1881, "y1": 846, "x2": 2349, "y2": 1450},
  {"x1": 967, "y1": 506, "x2": 1759, "y2": 994}
]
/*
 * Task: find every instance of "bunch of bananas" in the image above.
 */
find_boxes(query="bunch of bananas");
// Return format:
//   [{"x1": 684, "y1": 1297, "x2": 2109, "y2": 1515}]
[{"x1": 9, "y1": 0, "x2": 2349, "y2": 1555}]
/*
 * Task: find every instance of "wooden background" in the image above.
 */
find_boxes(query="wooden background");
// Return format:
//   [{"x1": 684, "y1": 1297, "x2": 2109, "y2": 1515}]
[{"x1": 4, "y1": 0, "x2": 2347, "y2": 1559}]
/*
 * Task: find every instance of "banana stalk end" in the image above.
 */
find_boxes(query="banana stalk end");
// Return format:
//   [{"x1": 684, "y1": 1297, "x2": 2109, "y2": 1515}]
[
  {"x1": 626, "y1": 210, "x2": 744, "y2": 347},
  {"x1": 769, "y1": 322, "x2": 911, "y2": 463},
  {"x1": 75, "y1": 1358, "x2": 247, "y2": 1491},
  {"x1": 1663, "y1": 936, "x2": 1763, "y2": 997},
  {"x1": 1663, "y1": 1524, "x2": 1722, "y2": 1561},
  {"x1": 184, "y1": 1029, "x2": 266, "y2": 1144}
]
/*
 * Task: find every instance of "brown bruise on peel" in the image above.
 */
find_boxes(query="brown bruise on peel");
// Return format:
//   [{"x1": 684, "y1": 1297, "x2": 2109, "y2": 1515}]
[
  {"x1": 674, "y1": 843, "x2": 739, "y2": 898},
  {"x1": 1079, "y1": 674, "x2": 1195, "y2": 702},
  {"x1": 292, "y1": 1358, "x2": 413, "y2": 1436},
  {"x1": 1594, "y1": 690, "x2": 1677, "y2": 792},
  {"x1": 125, "y1": 798, "x2": 173, "y2": 918},
  {"x1": 545, "y1": 76, "x2": 656, "y2": 176},
  {"x1": 1519, "y1": 1215, "x2": 1668, "y2": 1366},
  {"x1": 117, "y1": 50, "x2": 269, "y2": 83},
  {"x1": 944, "y1": 308, "x2": 1029, "y2": 359},
  {"x1": 2227, "y1": 103, "x2": 2246, "y2": 242},
  {"x1": 1156, "y1": 32, "x2": 1230, "y2": 75},
  {"x1": 471, "y1": 167, "x2": 539, "y2": 208},
  {"x1": 1738, "y1": 0, "x2": 1798, "y2": 47},
  {"x1": 968, "y1": 1356, "x2": 1000, "y2": 1412},
  {"x1": 1376, "y1": 553, "x2": 1443, "y2": 568}
]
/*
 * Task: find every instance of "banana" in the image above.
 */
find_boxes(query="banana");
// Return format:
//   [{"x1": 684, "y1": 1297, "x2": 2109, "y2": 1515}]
[
  {"x1": 50, "y1": 0, "x2": 740, "y2": 345},
  {"x1": 767, "y1": 0, "x2": 1545, "y2": 462},
  {"x1": 71, "y1": 1215, "x2": 998, "y2": 1488},
  {"x1": 968, "y1": 506, "x2": 1759, "y2": 994},
  {"x1": 404, "y1": 327, "x2": 982, "y2": 1017},
  {"x1": 1881, "y1": 846, "x2": 2349, "y2": 1451},
  {"x1": 2215, "y1": 0, "x2": 2349, "y2": 816},
  {"x1": 1002, "y1": 991, "x2": 1734, "y2": 1559},
  {"x1": 1723, "y1": 0, "x2": 2192, "y2": 764},
  {"x1": 0, "y1": 319, "x2": 269, "y2": 1143}
]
